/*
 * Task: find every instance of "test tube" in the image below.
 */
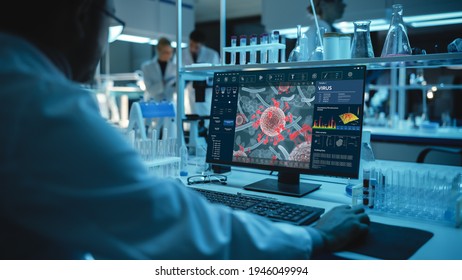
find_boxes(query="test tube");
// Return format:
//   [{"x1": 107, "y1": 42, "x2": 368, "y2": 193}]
[
  {"x1": 362, "y1": 168, "x2": 370, "y2": 207},
  {"x1": 259, "y1": 33, "x2": 268, "y2": 64},
  {"x1": 230, "y1": 35, "x2": 237, "y2": 65},
  {"x1": 280, "y1": 35, "x2": 286, "y2": 63},
  {"x1": 239, "y1": 35, "x2": 247, "y2": 65},
  {"x1": 270, "y1": 30, "x2": 280, "y2": 63},
  {"x1": 249, "y1": 34, "x2": 257, "y2": 64}
]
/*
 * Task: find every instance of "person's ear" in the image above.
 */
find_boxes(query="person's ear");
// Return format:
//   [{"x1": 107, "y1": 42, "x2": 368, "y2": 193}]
[{"x1": 73, "y1": 0, "x2": 94, "y2": 40}]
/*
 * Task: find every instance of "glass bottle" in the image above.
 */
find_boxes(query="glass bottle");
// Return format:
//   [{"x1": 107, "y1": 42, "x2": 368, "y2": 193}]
[
  {"x1": 351, "y1": 20, "x2": 374, "y2": 58},
  {"x1": 381, "y1": 4, "x2": 411, "y2": 57}
]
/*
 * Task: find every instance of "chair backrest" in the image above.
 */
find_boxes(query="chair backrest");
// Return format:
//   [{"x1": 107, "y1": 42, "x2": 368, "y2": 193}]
[{"x1": 416, "y1": 146, "x2": 462, "y2": 166}]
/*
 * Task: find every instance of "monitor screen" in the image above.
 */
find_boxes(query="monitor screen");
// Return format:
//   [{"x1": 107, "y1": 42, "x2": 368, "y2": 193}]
[{"x1": 206, "y1": 65, "x2": 367, "y2": 197}]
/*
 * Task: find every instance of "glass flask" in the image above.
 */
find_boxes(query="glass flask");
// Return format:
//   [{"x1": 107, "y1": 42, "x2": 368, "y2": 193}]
[
  {"x1": 310, "y1": 26, "x2": 325, "y2": 61},
  {"x1": 288, "y1": 25, "x2": 309, "y2": 62},
  {"x1": 351, "y1": 20, "x2": 374, "y2": 58},
  {"x1": 381, "y1": 4, "x2": 411, "y2": 57}
]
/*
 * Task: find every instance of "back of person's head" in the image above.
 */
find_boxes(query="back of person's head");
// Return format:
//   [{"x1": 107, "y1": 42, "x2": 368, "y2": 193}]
[
  {"x1": 189, "y1": 29, "x2": 206, "y2": 44},
  {"x1": 0, "y1": 0, "x2": 111, "y2": 83},
  {"x1": 0, "y1": 0, "x2": 105, "y2": 44}
]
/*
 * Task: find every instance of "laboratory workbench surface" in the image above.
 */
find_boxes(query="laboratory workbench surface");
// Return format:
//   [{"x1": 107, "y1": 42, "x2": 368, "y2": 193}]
[
  {"x1": 365, "y1": 126, "x2": 462, "y2": 146},
  {"x1": 179, "y1": 160, "x2": 462, "y2": 260}
]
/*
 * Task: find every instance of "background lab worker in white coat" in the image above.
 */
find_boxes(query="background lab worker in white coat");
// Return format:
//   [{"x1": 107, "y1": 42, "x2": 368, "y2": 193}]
[
  {"x1": 141, "y1": 37, "x2": 177, "y2": 138},
  {"x1": 183, "y1": 29, "x2": 220, "y2": 135}
]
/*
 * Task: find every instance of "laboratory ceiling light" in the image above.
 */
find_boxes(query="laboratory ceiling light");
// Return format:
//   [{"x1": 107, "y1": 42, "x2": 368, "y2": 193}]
[
  {"x1": 117, "y1": 34, "x2": 151, "y2": 44},
  {"x1": 409, "y1": 18, "x2": 462, "y2": 28},
  {"x1": 278, "y1": 27, "x2": 309, "y2": 39},
  {"x1": 334, "y1": 19, "x2": 390, "y2": 33},
  {"x1": 115, "y1": 34, "x2": 187, "y2": 48},
  {"x1": 333, "y1": 11, "x2": 462, "y2": 33}
]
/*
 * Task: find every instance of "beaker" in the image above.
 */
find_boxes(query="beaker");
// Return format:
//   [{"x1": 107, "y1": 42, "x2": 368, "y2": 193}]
[
  {"x1": 381, "y1": 4, "x2": 411, "y2": 57},
  {"x1": 351, "y1": 20, "x2": 374, "y2": 58}
]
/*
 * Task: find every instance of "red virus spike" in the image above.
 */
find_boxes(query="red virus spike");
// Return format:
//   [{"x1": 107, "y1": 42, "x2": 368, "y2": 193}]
[
  {"x1": 252, "y1": 119, "x2": 260, "y2": 129},
  {"x1": 289, "y1": 130, "x2": 299, "y2": 141},
  {"x1": 271, "y1": 97, "x2": 280, "y2": 108}
]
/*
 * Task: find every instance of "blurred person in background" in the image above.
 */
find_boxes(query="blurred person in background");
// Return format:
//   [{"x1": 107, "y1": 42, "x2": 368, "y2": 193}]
[
  {"x1": 183, "y1": 29, "x2": 220, "y2": 136},
  {"x1": 141, "y1": 37, "x2": 177, "y2": 138}
]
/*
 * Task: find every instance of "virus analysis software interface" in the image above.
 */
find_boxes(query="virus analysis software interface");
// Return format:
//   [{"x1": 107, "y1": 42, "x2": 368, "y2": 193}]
[{"x1": 206, "y1": 65, "x2": 367, "y2": 197}]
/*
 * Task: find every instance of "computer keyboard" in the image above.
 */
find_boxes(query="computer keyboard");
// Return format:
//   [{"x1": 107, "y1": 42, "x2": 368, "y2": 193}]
[{"x1": 191, "y1": 187, "x2": 325, "y2": 226}]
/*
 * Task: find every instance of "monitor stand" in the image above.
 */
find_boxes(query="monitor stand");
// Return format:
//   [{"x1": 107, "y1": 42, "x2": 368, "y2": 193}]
[{"x1": 243, "y1": 171, "x2": 321, "y2": 197}]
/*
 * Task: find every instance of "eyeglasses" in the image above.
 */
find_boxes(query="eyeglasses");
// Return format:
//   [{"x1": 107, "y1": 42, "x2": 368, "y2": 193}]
[
  {"x1": 187, "y1": 174, "x2": 228, "y2": 185},
  {"x1": 102, "y1": 9, "x2": 126, "y2": 43}
]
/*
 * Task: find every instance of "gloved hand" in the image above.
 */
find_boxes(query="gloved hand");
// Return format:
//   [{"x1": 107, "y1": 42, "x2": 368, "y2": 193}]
[{"x1": 314, "y1": 205, "x2": 370, "y2": 252}]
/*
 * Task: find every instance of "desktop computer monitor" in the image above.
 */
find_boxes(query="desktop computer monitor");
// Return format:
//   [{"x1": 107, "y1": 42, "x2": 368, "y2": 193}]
[{"x1": 206, "y1": 65, "x2": 367, "y2": 197}]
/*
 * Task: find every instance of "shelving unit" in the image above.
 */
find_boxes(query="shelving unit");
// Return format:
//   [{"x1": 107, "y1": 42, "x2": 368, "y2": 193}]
[{"x1": 174, "y1": 0, "x2": 462, "y2": 149}]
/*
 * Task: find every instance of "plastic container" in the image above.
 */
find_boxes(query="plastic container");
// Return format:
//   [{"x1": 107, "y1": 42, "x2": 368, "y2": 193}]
[
  {"x1": 323, "y1": 32, "x2": 340, "y2": 60},
  {"x1": 338, "y1": 34, "x2": 351, "y2": 59}
]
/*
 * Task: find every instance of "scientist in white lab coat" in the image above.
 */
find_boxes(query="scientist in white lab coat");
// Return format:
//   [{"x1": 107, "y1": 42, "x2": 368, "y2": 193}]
[
  {"x1": 183, "y1": 29, "x2": 220, "y2": 134},
  {"x1": 0, "y1": 0, "x2": 369, "y2": 259},
  {"x1": 141, "y1": 37, "x2": 177, "y2": 138}
]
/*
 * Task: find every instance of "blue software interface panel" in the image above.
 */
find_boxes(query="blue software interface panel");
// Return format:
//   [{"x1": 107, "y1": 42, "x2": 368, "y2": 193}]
[{"x1": 207, "y1": 65, "x2": 366, "y2": 179}]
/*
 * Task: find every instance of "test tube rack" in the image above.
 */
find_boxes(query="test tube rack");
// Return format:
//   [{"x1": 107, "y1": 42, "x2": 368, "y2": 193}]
[
  {"x1": 144, "y1": 156, "x2": 181, "y2": 178},
  {"x1": 222, "y1": 43, "x2": 286, "y2": 65},
  {"x1": 352, "y1": 167, "x2": 462, "y2": 228}
]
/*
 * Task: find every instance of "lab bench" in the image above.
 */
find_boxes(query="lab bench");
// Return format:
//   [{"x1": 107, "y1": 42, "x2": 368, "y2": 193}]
[{"x1": 179, "y1": 159, "x2": 462, "y2": 260}]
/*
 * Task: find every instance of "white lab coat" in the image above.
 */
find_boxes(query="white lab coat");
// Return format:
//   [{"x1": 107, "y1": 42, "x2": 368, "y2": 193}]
[
  {"x1": 182, "y1": 45, "x2": 219, "y2": 121},
  {"x1": 0, "y1": 32, "x2": 320, "y2": 259},
  {"x1": 141, "y1": 57, "x2": 177, "y2": 138}
]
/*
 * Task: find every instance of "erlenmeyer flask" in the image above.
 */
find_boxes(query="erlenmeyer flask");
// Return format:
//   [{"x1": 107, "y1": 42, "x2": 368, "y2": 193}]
[
  {"x1": 381, "y1": 4, "x2": 411, "y2": 57},
  {"x1": 351, "y1": 21, "x2": 374, "y2": 58},
  {"x1": 288, "y1": 25, "x2": 309, "y2": 62},
  {"x1": 310, "y1": 27, "x2": 325, "y2": 61},
  {"x1": 288, "y1": 25, "x2": 302, "y2": 62}
]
